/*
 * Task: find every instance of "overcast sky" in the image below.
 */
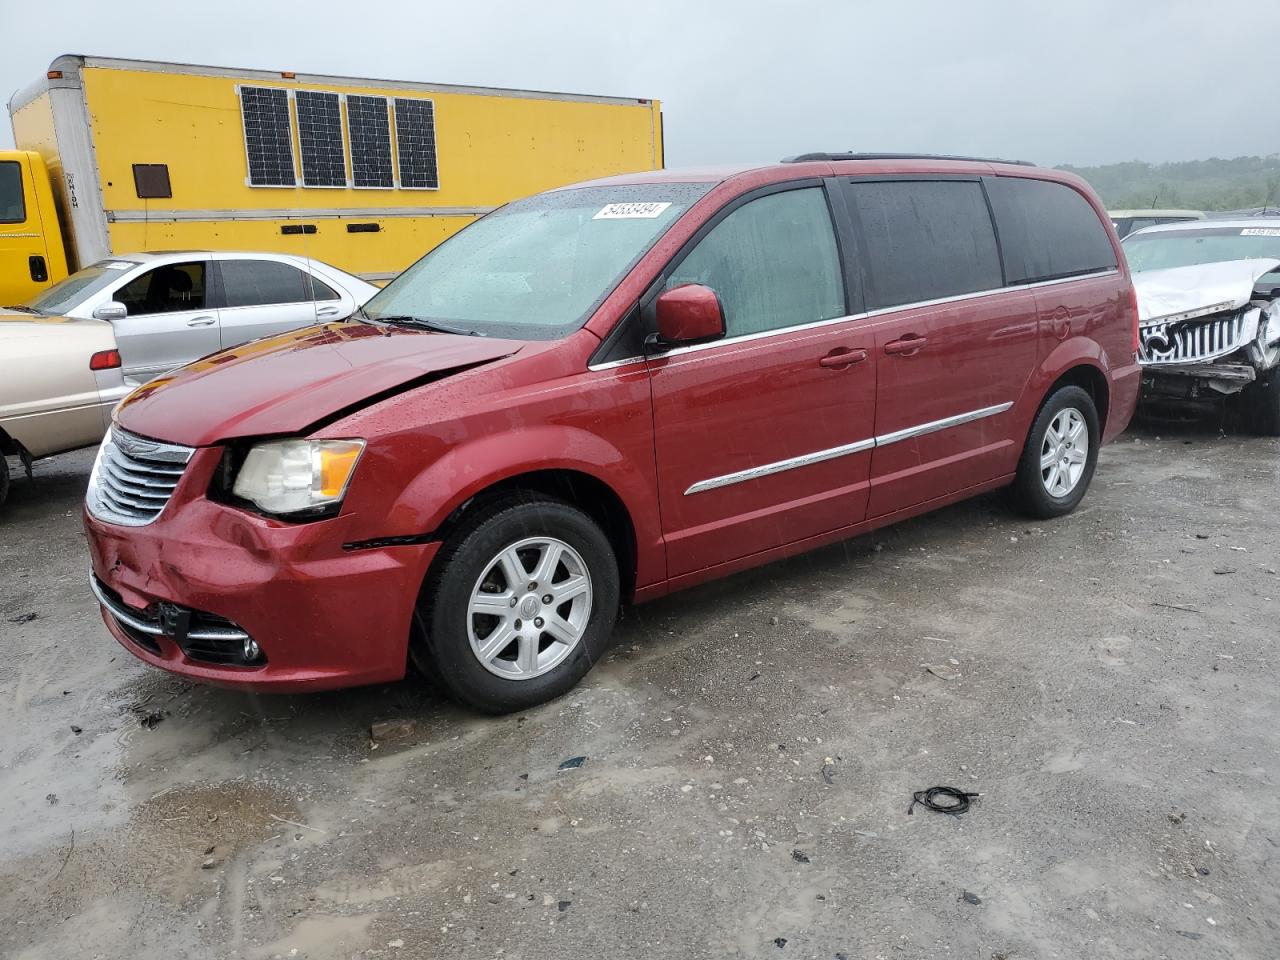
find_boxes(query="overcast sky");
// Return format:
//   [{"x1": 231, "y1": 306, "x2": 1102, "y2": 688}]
[{"x1": 2, "y1": 0, "x2": 1277, "y2": 167}]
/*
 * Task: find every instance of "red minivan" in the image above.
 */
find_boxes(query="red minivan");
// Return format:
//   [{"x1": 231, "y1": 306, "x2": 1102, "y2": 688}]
[{"x1": 84, "y1": 154, "x2": 1140, "y2": 712}]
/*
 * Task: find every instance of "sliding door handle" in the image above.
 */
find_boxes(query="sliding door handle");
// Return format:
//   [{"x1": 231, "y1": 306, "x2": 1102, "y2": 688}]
[{"x1": 884, "y1": 335, "x2": 928, "y2": 355}]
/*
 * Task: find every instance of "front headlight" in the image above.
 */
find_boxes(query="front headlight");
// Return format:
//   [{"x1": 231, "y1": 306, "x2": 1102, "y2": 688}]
[{"x1": 231, "y1": 438, "x2": 365, "y2": 517}]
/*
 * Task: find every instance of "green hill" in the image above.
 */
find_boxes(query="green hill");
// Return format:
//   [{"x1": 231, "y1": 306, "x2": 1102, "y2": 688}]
[{"x1": 1059, "y1": 155, "x2": 1280, "y2": 212}]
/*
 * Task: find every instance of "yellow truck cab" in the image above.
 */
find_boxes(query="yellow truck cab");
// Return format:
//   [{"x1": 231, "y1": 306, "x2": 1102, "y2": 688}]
[
  {"x1": 0, "y1": 150, "x2": 69, "y2": 303},
  {"x1": 4, "y1": 54, "x2": 663, "y2": 304}
]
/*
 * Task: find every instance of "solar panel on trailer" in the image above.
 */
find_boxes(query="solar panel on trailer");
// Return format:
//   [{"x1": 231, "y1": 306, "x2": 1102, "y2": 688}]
[
  {"x1": 346, "y1": 95, "x2": 394, "y2": 189},
  {"x1": 240, "y1": 86, "x2": 296, "y2": 187},
  {"x1": 295, "y1": 90, "x2": 347, "y2": 187},
  {"x1": 394, "y1": 98, "x2": 439, "y2": 189}
]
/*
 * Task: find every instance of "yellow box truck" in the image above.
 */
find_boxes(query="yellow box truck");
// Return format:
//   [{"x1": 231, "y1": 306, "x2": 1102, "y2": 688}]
[{"x1": 2, "y1": 54, "x2": 663, "y2": 304}]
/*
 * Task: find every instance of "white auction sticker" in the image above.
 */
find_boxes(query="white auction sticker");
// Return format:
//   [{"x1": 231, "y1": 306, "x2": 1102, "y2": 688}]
[
  {"x1": 1240, "y1": 228, "x2": 1280, "y2": 237},
  {"x1": 104, "y1": 261, "x2": 134, "y2": 270},
  {"x1": 593, "y1": 201, "x2": 673, "y2": 220}
]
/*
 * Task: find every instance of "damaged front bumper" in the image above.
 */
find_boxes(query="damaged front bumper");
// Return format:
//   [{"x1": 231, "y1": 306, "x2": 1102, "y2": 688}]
[{"x1": 1137, "y1": 259, "x2": 1280, "y2": 398}]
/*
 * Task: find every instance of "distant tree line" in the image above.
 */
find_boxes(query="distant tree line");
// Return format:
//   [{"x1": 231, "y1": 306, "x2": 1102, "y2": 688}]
[{"x1": 1058, "y1": 155, "x2": 1280, "y2": 212}]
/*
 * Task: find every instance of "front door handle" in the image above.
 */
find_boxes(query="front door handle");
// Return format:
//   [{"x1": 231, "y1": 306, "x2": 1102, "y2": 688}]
[
  {"x1": 186, "y1": 315, "x2": 216, "y2": 327},
  {"x1": 819, "y1": 348, "x2": 869, "y2": 369},
  {"x1": 884, "y1": 335, "x2": 928, "y2": 355}
]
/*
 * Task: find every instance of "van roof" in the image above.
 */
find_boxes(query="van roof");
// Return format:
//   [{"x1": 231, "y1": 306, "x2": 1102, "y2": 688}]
[
  {"x1": 570, "y1": 155, "x2": 1063, "y2": 190},
  {"x1": 781, "y1": 151, "x2": 1033, "y2": 165}
]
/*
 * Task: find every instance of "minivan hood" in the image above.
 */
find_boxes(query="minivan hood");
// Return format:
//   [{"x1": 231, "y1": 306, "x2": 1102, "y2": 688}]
[{"x1": 115, "y1": 322, "x2": 523, "y2": 447}]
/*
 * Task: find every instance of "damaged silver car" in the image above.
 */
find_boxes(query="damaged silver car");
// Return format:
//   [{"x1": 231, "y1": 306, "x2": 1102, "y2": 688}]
[{"x1": 1124, "y1": 219, "x2": 1280, "y2": 434}]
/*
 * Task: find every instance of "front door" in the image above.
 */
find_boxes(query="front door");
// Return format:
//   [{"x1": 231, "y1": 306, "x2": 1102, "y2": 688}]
[
  {"x1": 214, "y1": 258, "x2": 340, "y2": 348},
  {"x1": 841, "y1": 177, "x2": 1039, "y2": 517},
  {"x1": 0, "y1": 158, "x2": 53, "y2": 305},
  {"x1": 648, "y1": 184, "x2": 878, "y2": 577},
  {"x1": 111, "y1": 259, "x2": 219, "y2": 381}
]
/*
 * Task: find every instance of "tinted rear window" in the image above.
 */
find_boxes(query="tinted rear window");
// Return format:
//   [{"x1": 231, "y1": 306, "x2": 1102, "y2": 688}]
[
  {"x1": 987, "y1": 177, "x2": 1117, "y2": 284},
  {"x1": 219, "y1": 259, "x2": 313, "y2": 307},
  {"x1": 846, "y1": 179, "x2": 1002, "y2": 310}
]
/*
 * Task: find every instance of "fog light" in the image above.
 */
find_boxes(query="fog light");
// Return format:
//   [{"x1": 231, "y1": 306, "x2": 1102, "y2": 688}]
[{"x1": 243, "y1": 638, "x2": 261, "y2": 662}]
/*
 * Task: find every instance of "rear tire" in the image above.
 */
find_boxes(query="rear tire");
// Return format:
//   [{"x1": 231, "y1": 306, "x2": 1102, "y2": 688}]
[
  {"x1": 416, "y1": 495, "x2": 620, "y2": 714},
  {"x1": 1011, "y1": 386, "x2": 1100, "y2": 519},
  {"x1": 0, "y1": 455, "x2": 9, "y2": 510},
  {"x1": 1244, "y1": 371, "x2": 1280, "y2": 436}
]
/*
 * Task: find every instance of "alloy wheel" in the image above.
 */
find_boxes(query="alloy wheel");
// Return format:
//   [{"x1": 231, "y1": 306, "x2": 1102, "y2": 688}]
[
  {"x1": 467, "y1": 536, "x2": 593, "y2": 680},
  {"x1": 1040, "y1": 407, "x2": 1089, "y2": 498}
]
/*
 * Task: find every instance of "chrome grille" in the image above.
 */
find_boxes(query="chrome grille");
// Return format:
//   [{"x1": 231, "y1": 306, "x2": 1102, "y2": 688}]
[
  {"x1": 87, "y1": 428, "x2": 194, "y2": 526},
  {"x1": 1139, "y1": 312, "x2": 1250, "y2": 365}
]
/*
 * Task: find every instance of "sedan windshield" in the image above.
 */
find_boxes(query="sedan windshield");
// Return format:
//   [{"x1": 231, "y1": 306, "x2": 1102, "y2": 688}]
[
  {"x1": 362, "y1": 183, "x2": 712, "y2": 338},
  {"x1": 27, "y1": 260, "x2": 138, "y2": 314},
  {"x1": 1124, "y1": 225, "x2": 1280, "y2": 275}
]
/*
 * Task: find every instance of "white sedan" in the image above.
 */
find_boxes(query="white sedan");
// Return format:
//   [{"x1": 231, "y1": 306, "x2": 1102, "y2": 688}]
[{"x1": 19, "y1": 251, "x2": 378, "y2": 382}]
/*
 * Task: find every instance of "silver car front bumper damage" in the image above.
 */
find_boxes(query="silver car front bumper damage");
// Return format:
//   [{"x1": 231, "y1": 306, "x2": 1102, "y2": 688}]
[
  {"x1": 1141, "y1": 306, "x2": 1279, "y2": 397},
  {"x1": 1136, "y1": 259, "x2": 1280, "y2": 398}
]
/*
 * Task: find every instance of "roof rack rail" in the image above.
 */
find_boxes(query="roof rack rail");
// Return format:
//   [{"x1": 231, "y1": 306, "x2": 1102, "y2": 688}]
[{"x1": 781, "y1": 152, "x2": 1034, "y2": 166}]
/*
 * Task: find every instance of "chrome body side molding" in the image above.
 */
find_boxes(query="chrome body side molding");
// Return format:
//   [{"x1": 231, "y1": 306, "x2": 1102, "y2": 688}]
[
  {"x1": 683, "y1": 401, "x2": 1014, "y2": 495},
  {"x1": 684, "y1": 438, "x2": 876, "y2": 495},
  {"x1": 874, "y1": 402, "x2": 1014, "y2": 448}
]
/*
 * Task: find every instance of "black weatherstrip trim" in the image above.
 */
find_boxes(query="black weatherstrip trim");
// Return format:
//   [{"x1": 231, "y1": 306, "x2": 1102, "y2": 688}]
[
  {"x1": 823, "y1": 177, "x2": 865, "y2": 316},
  {"x1": 838, "y1": 178, "x2": 877, "y2": 312},
  {"x1": 343, "y1": 533, "x2": 439, "y2": 551},
  {"x1": 588, "y1": 302, "x2": 644, "y2": 367},
  {"x1": 979, "y1": 177, "x2": 1009, "y2": 288}
]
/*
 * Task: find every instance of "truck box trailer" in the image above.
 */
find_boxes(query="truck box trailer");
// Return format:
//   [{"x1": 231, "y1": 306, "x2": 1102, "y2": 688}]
[{"x1": 2, "y1": 54, "x2": 663, "y2": 304}]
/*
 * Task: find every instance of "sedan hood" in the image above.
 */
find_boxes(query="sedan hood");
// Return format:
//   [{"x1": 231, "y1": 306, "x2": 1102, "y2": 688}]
[
  {"x1": 1134, "y1": 258, "x2": 1280, "y2": 324},
  {"x1": 115, "y1": 322, "x2": 522, "y2": 447}
]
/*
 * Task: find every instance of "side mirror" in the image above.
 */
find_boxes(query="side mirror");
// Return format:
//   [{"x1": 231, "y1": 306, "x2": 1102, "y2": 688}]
[
  {"x1": 93, "y1": 301, "x2": 127, "y2": 321},
  {"x1": 653, "y1": 283, "x2": 725, "y2": 347}
]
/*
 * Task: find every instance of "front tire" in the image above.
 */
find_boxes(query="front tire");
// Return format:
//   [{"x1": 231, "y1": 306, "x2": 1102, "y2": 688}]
[
  {"x1": 417, "y1": 496, "x2": 620, "y2": 714},
  {"x1": 1011, "y1": 385, "x2": 1100, "y2": 519},
  {"x1": 1244, "y1": 371, "x2": 1280, "y2": 436},
  {"x1": 0, "y1": 455, "x2": 9, "y2": 510}
]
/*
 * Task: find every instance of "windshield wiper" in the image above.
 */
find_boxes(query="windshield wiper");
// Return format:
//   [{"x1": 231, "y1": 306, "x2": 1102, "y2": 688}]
[
  {"x1": 369, "y1": 314, "x2": 480, "y2": 336},
  {"x1": 4, "y1": 304, "x2": 42, "y2": 315}
]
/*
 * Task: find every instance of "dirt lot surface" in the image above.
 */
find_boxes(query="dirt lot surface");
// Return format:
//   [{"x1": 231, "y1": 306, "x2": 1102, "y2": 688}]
[{"x1": 2, "y1": 419, "x2": 1277, "y2": 960}]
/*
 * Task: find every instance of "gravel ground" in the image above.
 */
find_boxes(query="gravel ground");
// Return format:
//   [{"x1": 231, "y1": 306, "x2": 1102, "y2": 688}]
[{"x1": 1, "y1": 418, "x2": 1277, "y2": 960}]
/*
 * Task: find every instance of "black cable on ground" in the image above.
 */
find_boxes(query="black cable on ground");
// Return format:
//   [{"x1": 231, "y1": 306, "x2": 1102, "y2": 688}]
[{"x1": 908, "y1": 785, "x2": 981, "y2": 815}]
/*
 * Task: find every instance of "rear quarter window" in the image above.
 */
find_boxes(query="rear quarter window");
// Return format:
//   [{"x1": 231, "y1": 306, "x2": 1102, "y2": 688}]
[
  {"x1": 987, "y1": 177, "x2": 1117, "y2": 284},
  {"x1": 845, "y1": 179, "x2": 1003, "y2": 310}
]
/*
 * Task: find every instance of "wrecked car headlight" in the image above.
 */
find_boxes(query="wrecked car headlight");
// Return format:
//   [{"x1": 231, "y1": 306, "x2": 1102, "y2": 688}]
[{"x1": 230, "y1": 439, "x2": 365, "y2": 518}]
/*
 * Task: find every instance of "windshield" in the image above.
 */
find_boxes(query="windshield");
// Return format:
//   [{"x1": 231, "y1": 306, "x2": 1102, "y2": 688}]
[
  {"x1": 27, "y1": 260, "x2": 138, "y2": 314},
  {"x1": 362, "y1": 183, "x2": 713, "y2": 338},
  {"x1": 1124, "y1": 226, "x2": 1280, "y2": 280}
]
